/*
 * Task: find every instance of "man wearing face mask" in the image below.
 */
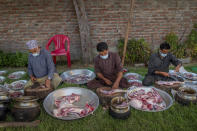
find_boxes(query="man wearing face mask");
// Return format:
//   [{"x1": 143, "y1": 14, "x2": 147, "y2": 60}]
[
  {"x1": 142, "y1": 42, "x2": 182, "y2": 86},
  {"x1": 87, "y1": 42, "x2": 130, "y2": 90},
  {"x1": 24, "y1": 40, "x2": 62, "y2": 89}
]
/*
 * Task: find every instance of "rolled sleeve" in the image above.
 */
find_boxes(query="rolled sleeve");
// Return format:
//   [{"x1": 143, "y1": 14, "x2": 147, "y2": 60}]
[
  {"x1": 170, "y1": 54, "x2": 182, "y2": 66},
  {"x1": 45, "y1": 50, "x2": 55, "y2": 79}
]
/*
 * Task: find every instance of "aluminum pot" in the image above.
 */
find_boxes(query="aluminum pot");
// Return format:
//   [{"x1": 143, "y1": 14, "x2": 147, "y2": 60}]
[
  {"x1": 0, "y1": 91, "x2": 10, "y2": 102},
  {"x1": 175, "y1": 86, "x2": 197, "y2": 105},
  {"x1": 109, "y1": 96, "x2": 130, "y2": 119},
  {"x1": 11, "y1": 96, "x2": 40, "y2": 121}
]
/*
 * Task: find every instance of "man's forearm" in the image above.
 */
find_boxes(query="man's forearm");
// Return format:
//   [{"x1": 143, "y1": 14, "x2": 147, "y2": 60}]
[
  {"x1": 114, "y1": 72, "x2": 123, "y2": 84},
  {"x1": 155, "y1": 71, "x2": 164, "y2": 75},
  {"x1": 97, "y1": 73, "x2": 107, "y2": 81}
]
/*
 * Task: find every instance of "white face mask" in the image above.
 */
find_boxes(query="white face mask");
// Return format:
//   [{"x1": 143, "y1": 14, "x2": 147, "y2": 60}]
[
  {"x1": 32, "y1": 48, "x2": 40, "y2": 57},
  {"x1": 160, "y1": 51, "x2": 167, "y2": 57},
  {"x1": 32, "y1": 52, "x2": 39, "y2": 57},
  {"x1": 100, "y1": 54, "x2": 109, "y2": 59}
]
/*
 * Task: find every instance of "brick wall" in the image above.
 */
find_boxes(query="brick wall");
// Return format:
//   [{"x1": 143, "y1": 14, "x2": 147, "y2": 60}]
[{"x1": 0, "y1": 0, "x2": 197, "y2": 60}]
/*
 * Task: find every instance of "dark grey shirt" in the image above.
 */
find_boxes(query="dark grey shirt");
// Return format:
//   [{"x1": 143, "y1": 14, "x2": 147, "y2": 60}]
[
  {"x1": 148, "y1": 52, "x2": 182, "y2": 75},
  {"x1": 27, "y1": 49, "x2": 55, "y2": 79}
]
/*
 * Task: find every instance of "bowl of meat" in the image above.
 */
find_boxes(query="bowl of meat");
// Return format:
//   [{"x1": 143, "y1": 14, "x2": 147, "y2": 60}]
[
  {"x1": 155, "y1": 81, "x2": 184, "y2": 94},
  {"x1": 8, "y1": 71, "x2": 26, "y2": 79},
  {"x1": 43, "y1": 87, "x2": 99, "y2": 120},
  {"x1": 0, "y1": 76, "x2": 6, "y2": 83},
  {"x1": 124, "y1": 73, "x2": 143, "y2": 81},
  {"x1": 0, "y1": 70, "x2": 7, "y2": 76},
  {"x1": 10, "y1": 80, "x2": 27, "y2": 90},
  {"x1": 181, "y1": 72, "x2": 197, "y2": 81},
  {"x1": 61, "y1": 69, "x2": 96, "y2": 84},
  {"x1": 24, "y1": 82, "x2": 54, "y2": 100},
  {"x1": 127, "y1": 87, "x2": 173, "y2": 112}
]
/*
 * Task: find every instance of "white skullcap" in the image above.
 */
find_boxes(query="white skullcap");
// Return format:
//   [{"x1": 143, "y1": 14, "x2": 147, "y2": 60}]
[{"x1": 26, "y1": 40, "x2": 38, "y2": 49}]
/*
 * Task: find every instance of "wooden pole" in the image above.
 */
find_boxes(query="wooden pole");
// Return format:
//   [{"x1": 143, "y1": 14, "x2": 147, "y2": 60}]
[
  {"x1": 73, "y1": 0, "x2": 93, "y2": 65},
  {"x1": 121, "y1": 0, "x2": 135, "y2": 66}
]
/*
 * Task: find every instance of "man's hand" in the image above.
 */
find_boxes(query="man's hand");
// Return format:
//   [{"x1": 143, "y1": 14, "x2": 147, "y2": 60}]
[
  {"x1": 30, "y1": 76, "x2": 37, "y2": 82},
  {"x1": 175, "y1": 64, "x2": 181, "y2": 72},
  {"x1": 104, "y1": 79, "x2": 112, "y2": 86},
  {"x1": 112, "y1": 82, "x2": 119, "y2": 89},
  {"x1": 162, "y1": 72, "x2": 170, "y2": 77},
  {"x1": 45, "y1": 79, "x2": 51, "y2": 88}
]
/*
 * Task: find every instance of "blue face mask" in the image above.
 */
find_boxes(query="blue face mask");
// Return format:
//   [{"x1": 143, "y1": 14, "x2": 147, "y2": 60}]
[
  {"x1": 160, "y1": 51, "x2": 167, "y2": 57},
  {"x1": 100, "y1": 54, "x2": 109, "y2": 59}
]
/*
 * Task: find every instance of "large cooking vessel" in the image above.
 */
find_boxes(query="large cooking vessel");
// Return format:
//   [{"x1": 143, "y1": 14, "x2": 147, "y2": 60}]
[
  {"x1": 11, "y1": 96, "x2": 40, "y2": 121},
  {"x1": 175, "y1": 85, "x2": 197, "y2": 105},
  {"x1": 109, "y1": 96, "x2": 130, "y2": 119},
  {"x1": 96, "y1": 87, "x2": 125, "y2": 107},
  {"x1": 0, "y1": 102, "x2": 8, "y2": 121}
]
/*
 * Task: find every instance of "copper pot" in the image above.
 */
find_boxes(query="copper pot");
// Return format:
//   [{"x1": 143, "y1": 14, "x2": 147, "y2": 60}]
[{"x1": 11, "y1": 96, "x2": 40, "y2": 121}]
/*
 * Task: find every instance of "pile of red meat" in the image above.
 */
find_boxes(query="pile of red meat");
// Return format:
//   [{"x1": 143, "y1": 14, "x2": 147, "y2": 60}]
[
  {"x1": 8, "y1": 74, "x2": 20, "y2": 79},
  {"x1": 53, "y1": 93, "x2": 94, "y2": 118},
  {"x1": 65, "y1": 74, "x2": 92, "y2": 84},
  {"x1": 128, "y1": 88, "x2": 166, "y2": 111},
  {"x1": 183, "y1": 72, "x2": 197, "y2": 80},
  {"x1": 9, "y1": 91, "x2": 23, "y2": 98}
]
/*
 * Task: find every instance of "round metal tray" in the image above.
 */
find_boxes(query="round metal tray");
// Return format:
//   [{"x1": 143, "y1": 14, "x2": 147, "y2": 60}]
[
  {"x1": 126, "y1": 87, "x2": 173, "y2": 112},
  {"x1": 43, "y1": 87, "x2": 99, "y2": 120},
  {"x1": 10, "y1": 80, "x2": 27, "y2": 90},
  {"x1": 60, "y1": 69, "x2": 96, "y2": 84},
  {"x1": 8, "y1": 71, "x2": 26, "y2": 79},
  {"x1": 124, "y1": 72, "x2": 143, "y2": 80},
  {"x1": 0, "y1": 70, "x2": 7, "y2": 76},
  {"x1": 0, "y1": 76, "x2": 6, "y2": 83},
  {"x1": 181, "y1": 72, "x2": 197, "y2": 81}
]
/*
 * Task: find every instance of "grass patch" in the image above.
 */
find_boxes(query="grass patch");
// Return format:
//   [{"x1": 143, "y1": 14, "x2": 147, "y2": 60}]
[{"x1": 0, "y1": 64, "x2": 197, "y2": 131}]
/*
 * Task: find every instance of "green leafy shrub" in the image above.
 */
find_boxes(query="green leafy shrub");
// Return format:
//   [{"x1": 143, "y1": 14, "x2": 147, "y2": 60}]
[
  {"x1": 185, "y1": 26, "x2": 197, "y2": 58},
  {"x1": 117, "y1": 38, "x2": 151, "y2": 64},
  {"x1": 0, "y1": 51, "x2": 28, "y2": 67},
  {"x1": 165, "y1": 32, "x2": 188, "y2": 58}
]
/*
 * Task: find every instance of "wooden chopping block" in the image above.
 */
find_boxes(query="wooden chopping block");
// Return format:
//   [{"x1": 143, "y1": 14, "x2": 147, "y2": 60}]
[{"x1": 0, "y1": 120, "x2": 40, "y2": 128}]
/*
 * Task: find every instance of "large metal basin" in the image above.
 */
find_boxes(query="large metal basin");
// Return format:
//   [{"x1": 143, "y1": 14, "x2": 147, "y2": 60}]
[
  {"x1": 60, "y1": 69, "x2": 96, "y2": 84},
  {"x1": 127, "y1": 87, "x2": 173, "y2": 112},
  {"x1": 43, "y1": 87, "x2": 99, "y2": 120}
]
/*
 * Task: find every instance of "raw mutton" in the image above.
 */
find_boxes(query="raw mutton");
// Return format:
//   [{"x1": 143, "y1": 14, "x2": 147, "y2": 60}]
[
  {"x1": 53, "y1": 93, "x2": 94, "y2": 118},
  {"x1": 64, "y1": 74, "x2": 92, "y2": 84},
  {"x1": 128, "y1": 88, "x2": 166, "y2": 111}
]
